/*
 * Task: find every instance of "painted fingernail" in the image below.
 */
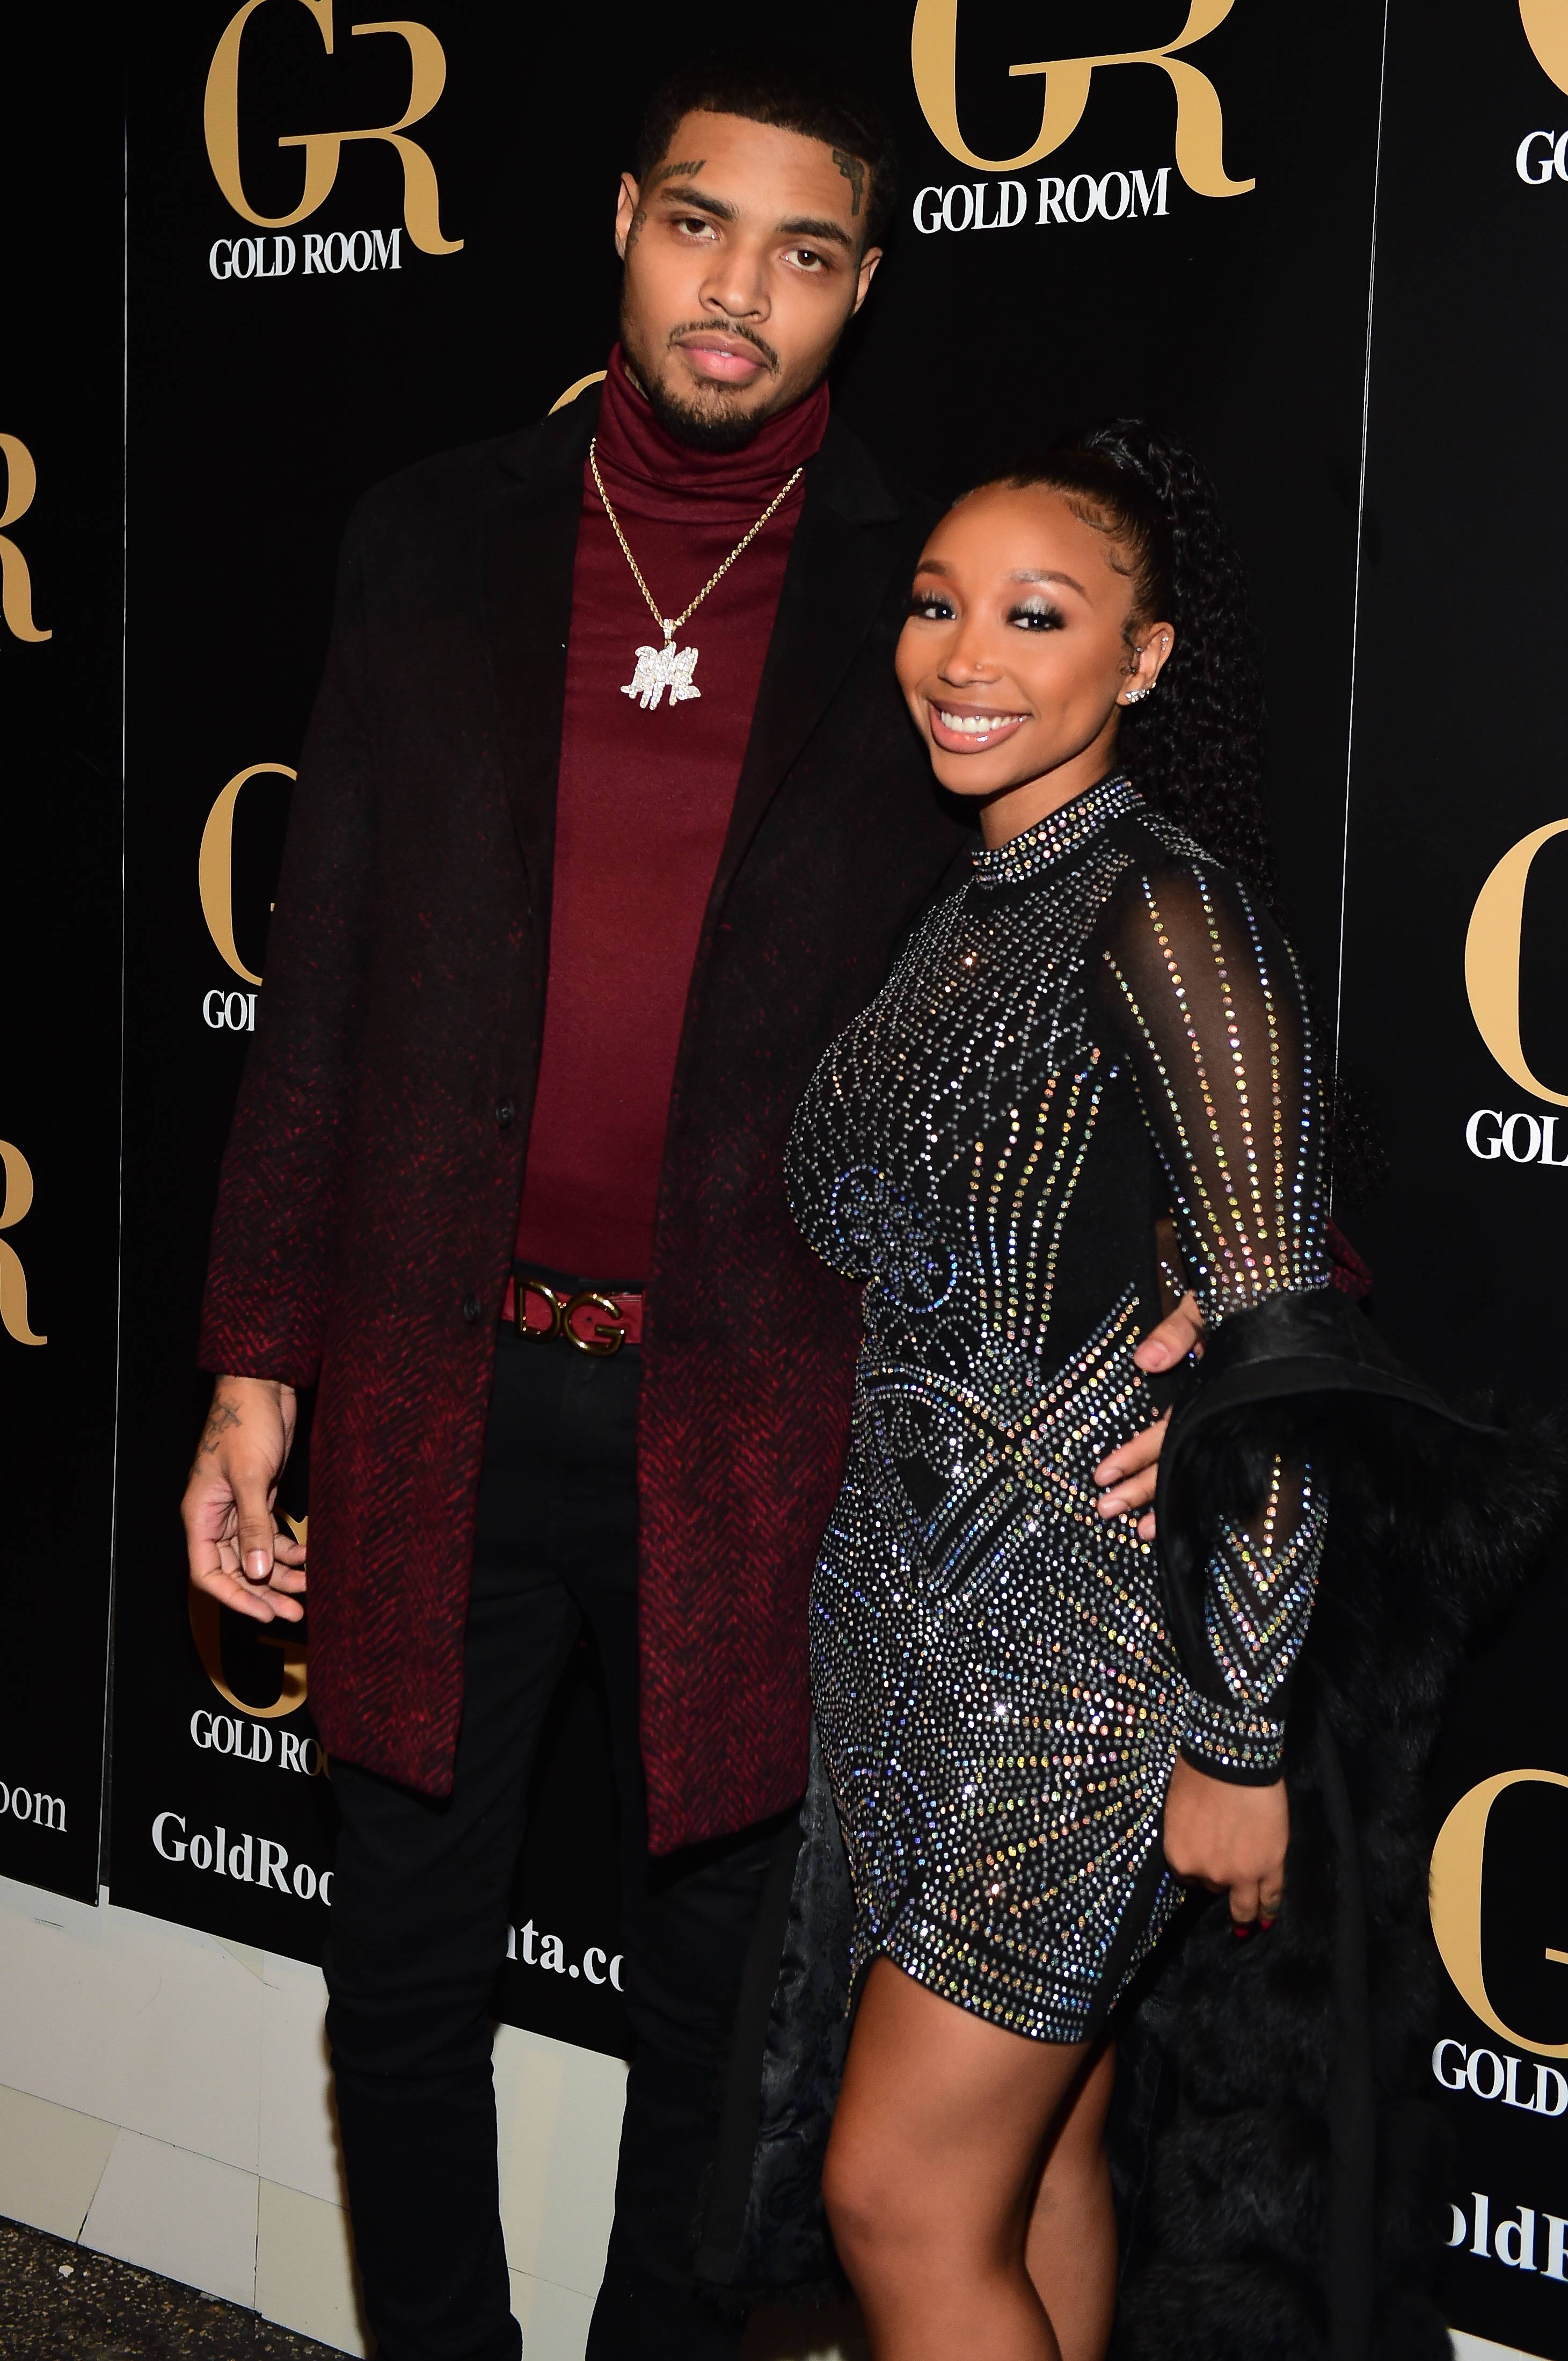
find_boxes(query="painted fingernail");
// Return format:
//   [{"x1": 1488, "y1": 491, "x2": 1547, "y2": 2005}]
[
  {"x1": 1259, "y1": 1915, "x2": 1276, "y2": 1932},
  {"x1": 1231, "y1": 1922, "x2": 1253, "y2": 1942}
]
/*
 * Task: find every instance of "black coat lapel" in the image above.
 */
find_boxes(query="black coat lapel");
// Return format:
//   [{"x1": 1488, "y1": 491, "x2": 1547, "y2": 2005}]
[
  {"x1": 480, "y1": 391, "x2": 598, "y2": 909},
  {"x1": 712, "y1": 419, "x2": 924, "y2": 903}
]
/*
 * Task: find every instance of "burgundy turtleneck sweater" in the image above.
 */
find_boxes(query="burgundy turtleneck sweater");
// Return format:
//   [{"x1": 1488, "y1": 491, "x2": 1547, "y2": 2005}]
[{"x1": 514, "y1": 347, "x2": 830, "y2": 1282}]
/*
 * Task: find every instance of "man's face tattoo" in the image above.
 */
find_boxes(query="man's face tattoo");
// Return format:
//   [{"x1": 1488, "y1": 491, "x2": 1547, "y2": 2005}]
[
  {"x1": 832, "y1": 148, "x2": 866, "y2": 219},
  {"x1": 624, "y1": 158, "x2": 706, "y2": 250},
  {"x1": 618, "y1": 113, "x2": 876, "y2": 450}
]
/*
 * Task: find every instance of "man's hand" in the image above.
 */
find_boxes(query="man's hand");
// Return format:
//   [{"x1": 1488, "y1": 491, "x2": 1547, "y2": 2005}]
[
  {"x1": 1162, "y1": 1753, "x2": 1288, "y2": 1927},
  {"x1": 1093, "y1": 1291, "x2": 1205, "y2": 1538},
  {"x1": 182, "y1": 1377, "x2": 307, "y2": 1624}
]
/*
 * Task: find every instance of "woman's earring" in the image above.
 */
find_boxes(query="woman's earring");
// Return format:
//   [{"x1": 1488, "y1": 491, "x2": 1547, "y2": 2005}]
[{"x1": 1124, "y1": 685, "x2": 1153, "y2": 704}]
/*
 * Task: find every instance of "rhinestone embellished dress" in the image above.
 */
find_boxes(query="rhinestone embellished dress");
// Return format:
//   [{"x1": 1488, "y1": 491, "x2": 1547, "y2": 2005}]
[{"x1": 785, "y1": 772, "x2": 1332, "y2": 2042}]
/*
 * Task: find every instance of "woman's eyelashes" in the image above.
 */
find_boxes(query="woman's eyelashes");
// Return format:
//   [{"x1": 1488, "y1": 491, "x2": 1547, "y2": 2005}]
[{"x1": 905, "y1": 590, "x2": 1067, "y2": 630}]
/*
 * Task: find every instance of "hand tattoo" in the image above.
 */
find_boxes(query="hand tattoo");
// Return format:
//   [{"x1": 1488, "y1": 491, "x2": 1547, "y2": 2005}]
[
  {"x1": 196, "y1": 1396, "x2": 242, "y2": 1459},
  {"x1": 832, "y1": 148, "x2": 866, "y2": 218}
]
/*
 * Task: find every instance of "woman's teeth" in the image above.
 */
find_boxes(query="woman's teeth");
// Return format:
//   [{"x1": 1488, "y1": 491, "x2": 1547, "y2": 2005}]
[{"x1": 937, "y1": 710, "x2": 1019, "y2": 735}]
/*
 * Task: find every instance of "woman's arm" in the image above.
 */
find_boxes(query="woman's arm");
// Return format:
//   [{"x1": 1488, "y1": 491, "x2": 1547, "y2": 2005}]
[{"x1": 1093, "y1": 855, "x2": 1331, "y2": 1831}]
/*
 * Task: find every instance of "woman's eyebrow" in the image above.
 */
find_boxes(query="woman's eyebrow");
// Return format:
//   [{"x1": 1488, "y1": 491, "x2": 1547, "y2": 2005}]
[{"x1": 1007, "y1": 568, "x2": 1089, "y2": 596}]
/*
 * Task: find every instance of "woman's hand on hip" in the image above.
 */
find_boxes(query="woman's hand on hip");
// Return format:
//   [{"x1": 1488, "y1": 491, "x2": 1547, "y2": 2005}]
[
  {"x1": 1162, "y1": 1753, "x2": 1287, "y2": 1927},
  {"x1": 1093, "y1": 1291, "x2": 1205, "y2": 1537}
]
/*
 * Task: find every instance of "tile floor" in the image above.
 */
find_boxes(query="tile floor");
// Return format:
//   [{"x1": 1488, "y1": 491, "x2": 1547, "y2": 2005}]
[
  {"x1": 0, "y1": 1873, "x2": 625, "y2": 2357},
  {"x1": 0, "y1": 1873, "x2": 1526, "y2": 2361},
  {"x1": 0, "y1": 1872, "x2": 861, "y2": 2360}
]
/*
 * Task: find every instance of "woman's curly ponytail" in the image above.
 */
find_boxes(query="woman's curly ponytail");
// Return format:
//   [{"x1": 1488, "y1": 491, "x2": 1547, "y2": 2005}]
[
  {"x1": 992, "y1": 421, "x2": 1384, "y2": 1209},
  {"x1": 1072, "y1": 419, "x2": 1274, "y2": 904},
  {"x1": 1003, "y1": 419, "x2": 1273, "y2": 902}
]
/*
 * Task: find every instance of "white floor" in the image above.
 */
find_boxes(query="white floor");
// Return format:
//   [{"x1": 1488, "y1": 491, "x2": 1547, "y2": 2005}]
[
  {"x1": 0, "y1": 1870, "x2": 624, "y2": 2352},
  {"x1": 0, "y1": 1870, "x2": 857, "y2": 2357},
  {"x1": 0, "y1": 1872, "x2": 1534, "y2": 2361}
]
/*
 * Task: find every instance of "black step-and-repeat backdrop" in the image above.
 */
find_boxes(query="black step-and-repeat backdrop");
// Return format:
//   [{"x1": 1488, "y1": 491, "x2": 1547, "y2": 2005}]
[
  {"x1": 108, "y1": 0, "x2": 1390, "y2": 2068},
  {"x1": 1342, "y1": 5, "x2": 1568, "y2": 2351},
  {"x1": 4, "y1": 2, "x2": 1567, "y2": 2348},
  {"x1": 1, "y1": 20, "x2": 123, "y2": 1907}
]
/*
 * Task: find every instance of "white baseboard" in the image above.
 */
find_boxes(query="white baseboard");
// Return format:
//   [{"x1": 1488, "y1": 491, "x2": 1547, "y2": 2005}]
[
  {"x1": 0, "y1": 1871, "x2": 626, "y2": 2357},
  {"x1": 1449, "y1": 2332, "x2": 1550, "y2": 2361}
]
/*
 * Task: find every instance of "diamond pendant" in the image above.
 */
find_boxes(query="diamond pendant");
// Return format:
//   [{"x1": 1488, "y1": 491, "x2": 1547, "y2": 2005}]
[{"x1": 621, "y1": 623, "x2": 702, "y2": 711}]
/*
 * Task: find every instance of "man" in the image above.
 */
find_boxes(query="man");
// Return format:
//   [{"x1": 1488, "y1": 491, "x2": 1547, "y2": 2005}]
[{"x1": 181, "y1": 57, "x2": 1187, "y2": 2361}]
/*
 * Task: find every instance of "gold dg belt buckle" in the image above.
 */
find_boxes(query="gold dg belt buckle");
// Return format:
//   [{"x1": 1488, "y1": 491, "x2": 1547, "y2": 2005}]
[{"x1": 516, "y1": 1278, "x2": 627, "y2": 1356}]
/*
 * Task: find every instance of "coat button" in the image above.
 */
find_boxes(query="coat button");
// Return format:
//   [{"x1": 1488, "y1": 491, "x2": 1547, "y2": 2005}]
[
  {"x1": 462, "y1": 1295, "x2": 482, "y2": 1325},
  {"x1": 495, "y1": 1099, "x2": 516, "y2": 1129}
]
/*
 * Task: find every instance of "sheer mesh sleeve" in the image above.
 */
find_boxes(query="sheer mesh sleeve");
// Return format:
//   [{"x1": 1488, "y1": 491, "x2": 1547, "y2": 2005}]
[{"x1": 1095, "y1": 858, "x2": 1333, "y2": 1782}]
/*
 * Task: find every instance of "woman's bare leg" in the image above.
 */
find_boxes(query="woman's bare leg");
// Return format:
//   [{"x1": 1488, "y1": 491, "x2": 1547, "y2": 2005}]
[
  {"x1": 1024, "y1": 2042, "x2": 1117, "y2": 2361},
  {"x1": 823, "y1": 1958, "x2": 1102, "y2": 2360}
]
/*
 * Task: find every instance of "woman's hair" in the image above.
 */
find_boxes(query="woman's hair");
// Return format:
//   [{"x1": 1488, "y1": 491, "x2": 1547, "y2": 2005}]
[
  {"x1": 980, "y1": 421, "x2": 1385, "y2": 1210},
  {"x1": 996, "y1": 419, "x2": 1274, "y2": 904}
]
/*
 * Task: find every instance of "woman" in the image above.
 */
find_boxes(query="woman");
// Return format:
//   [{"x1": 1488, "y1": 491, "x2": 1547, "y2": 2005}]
[{"x1": 782, "y1": 422, "x2": 1347, "y2": 2360}]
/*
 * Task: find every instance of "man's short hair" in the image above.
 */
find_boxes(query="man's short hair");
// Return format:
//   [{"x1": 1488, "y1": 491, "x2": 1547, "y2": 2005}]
[{"x1": 633, "y1": 55, "x2": 899, "y2": 249}]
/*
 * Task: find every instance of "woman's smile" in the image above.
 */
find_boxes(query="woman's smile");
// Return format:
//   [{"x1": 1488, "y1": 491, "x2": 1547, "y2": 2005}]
[
  {"x1": 925, "y1": 699, "x2": 1030, "y2": 753},
  {"x1": 895, "y1": 482, "x2": 1176, "y2": 843}
]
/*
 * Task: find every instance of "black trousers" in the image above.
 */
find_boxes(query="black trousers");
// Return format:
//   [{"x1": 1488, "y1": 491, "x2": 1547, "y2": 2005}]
[{"x1": 324, "y1": 1321, "x2": 777, "y2": 2361}]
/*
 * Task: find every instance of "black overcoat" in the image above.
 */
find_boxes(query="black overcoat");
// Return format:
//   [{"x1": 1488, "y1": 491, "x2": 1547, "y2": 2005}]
[{"x1": 198, "y1": 387, "x2": 973, "y2": 1848}]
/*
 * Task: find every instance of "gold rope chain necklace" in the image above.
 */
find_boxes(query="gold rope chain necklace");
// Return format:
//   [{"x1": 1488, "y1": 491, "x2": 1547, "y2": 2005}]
[{"x1": 589, "y1": 434, "x2": 804, "y2": 714}]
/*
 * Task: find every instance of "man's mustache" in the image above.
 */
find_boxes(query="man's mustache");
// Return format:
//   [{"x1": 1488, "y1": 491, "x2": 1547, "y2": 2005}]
[{"x1": 665, "y1": 321, "x2": 781, "y2": 376}]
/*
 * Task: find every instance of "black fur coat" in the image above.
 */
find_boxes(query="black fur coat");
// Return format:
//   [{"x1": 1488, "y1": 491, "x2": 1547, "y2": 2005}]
[{"x1": 695, "y1": 1292, "x2": 1560, "y2": 2360}]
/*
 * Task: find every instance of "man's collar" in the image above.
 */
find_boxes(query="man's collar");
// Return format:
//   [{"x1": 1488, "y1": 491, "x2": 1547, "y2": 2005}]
[
  {"x1": 494, "y1": 382, "x2": 600, "y2": 491},
  {"x1": 494, "y1": 382, "x2": 907, "y2": 528},
  {"x1": 805, "y1": 415, "x2": 906, "y2": 527}
]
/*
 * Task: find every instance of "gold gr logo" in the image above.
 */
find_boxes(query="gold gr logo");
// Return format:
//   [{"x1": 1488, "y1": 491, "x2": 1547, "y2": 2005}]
[
  {"x1": 1432, "y1": 1771, "x2": 1568, "y2": 2058},
  {"x1": 0, "y1": 1142, "x2": 46, "y2": 1347},
  {"x1": 1465, "y1": 820, "x2": 1568, "y2": 1106},
  {"x1": 910, "y1": 0, "x2": 1253, "y2": 196},
  {"x1": 1522, "y1": 0, "x2": 1568, "y2": 92},
  {"x1": 0, "y1": 435, "x2": 51, "y2": 644},
  {"x1": 199, "y1": 761, "x2": 296, "y2": 984},
  {"x1": 189, "y1": 1519, "x2": 309, "y2": 1719},
  {"x1": 204, "y1": 0, "x2": 462, "y2": 253}
]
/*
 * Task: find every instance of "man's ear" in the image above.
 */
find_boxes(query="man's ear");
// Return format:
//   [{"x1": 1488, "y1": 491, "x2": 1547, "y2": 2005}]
[
  {"x1": 615, "y1": 171, "x2": 641, "y2": 260},
  {"x1": 851, "y1": 246, "x2": 883, "y2": 317}
]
